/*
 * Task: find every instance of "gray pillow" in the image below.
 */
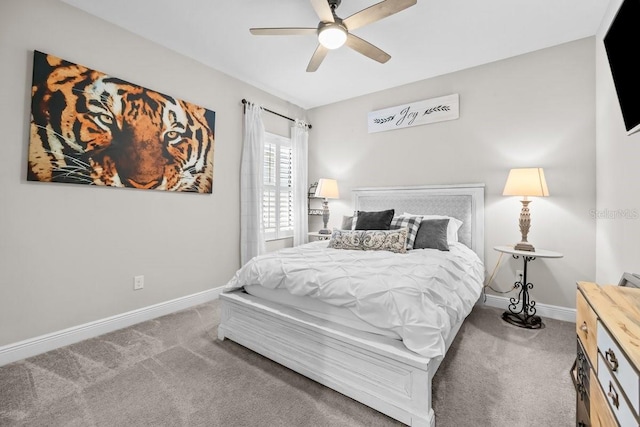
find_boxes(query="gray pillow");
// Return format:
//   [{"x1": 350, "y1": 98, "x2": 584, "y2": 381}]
[
  {"x1": 341, "y1": 215, "x2": 354, "y2": 230},
  {"x1": 414, "y1": 219, "x2": 450, "y2": 251},
  {"x1": 355, "y1": 209, "x2": 395, "y2": 230}
]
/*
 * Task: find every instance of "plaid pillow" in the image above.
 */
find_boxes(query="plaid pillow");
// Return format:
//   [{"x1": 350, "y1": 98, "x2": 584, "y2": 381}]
[{"x1": 390, "y1": 216, "x2": 423, "y2": 250}]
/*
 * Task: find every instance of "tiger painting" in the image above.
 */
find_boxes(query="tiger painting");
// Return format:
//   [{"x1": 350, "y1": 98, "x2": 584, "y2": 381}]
[{"x1": 28, "y1": 51, "x2": 215, "y2": 193}]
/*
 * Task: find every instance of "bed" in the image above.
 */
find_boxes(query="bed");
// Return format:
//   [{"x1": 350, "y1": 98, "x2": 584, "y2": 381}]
[{"x1": 218, "y1": 183, "x2": 485, "y2": 426}]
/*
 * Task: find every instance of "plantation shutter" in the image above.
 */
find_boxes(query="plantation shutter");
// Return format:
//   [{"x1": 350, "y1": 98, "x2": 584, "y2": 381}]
[
  {"x1": 263, "y1": 141, "x2": 277, "y2": 237},
  {"x1": 263, "y1": 133, "x2": 293, "y2": 240}
]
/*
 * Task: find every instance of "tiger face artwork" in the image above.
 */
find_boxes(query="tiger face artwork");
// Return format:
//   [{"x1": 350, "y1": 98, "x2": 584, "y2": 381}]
[{"x1": 28, "y1": 51, "x2": 215, "y2": 193}]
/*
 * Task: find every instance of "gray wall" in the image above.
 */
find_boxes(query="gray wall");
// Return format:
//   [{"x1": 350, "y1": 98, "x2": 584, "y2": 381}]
[
  {"x1": 0, "y1": 0, "x2": 609, "y2": 348},
  {"x1": 595, "y1": 0, "x2": 640, "y2": 284},
  {"x1": 308, "y1": 38, "x2": 597, "y2": 309},
  {"x1": 0, "y1": 0, "x2": 305, "y2": 346}
]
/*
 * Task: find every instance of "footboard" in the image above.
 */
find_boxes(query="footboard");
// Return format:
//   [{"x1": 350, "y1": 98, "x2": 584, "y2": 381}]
[{"x1": 218, "y1": 290, "x2": 437, "y2": 427}]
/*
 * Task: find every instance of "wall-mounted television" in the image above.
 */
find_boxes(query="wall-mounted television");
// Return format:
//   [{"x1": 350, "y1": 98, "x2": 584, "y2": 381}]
[{"x1": 603, "y1": 0, "x2": 640, "y2": 136}]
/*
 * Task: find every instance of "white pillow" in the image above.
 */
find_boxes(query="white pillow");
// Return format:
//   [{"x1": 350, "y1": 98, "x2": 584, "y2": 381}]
[{"x1": 402, "y1": 212, "x2": 463, "y2": 243}]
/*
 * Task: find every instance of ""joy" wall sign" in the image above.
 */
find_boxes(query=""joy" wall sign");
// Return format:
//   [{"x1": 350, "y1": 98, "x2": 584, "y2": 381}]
[{"x1": 367, "y1": 94, "x2": 459, "y2": 134}]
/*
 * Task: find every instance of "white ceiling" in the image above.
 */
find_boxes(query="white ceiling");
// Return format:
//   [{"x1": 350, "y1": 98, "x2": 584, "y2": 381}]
[{"x1": 61, "y1": 0, "x2": 609, "y2": 110}]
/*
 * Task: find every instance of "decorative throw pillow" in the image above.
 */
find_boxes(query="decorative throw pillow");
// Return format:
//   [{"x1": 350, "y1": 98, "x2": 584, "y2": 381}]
[
  {"x1": 341, "y1": 215, "x2": 354, "y2": 230},
  {"x1": 328, "y1": 228, "x2": 408, "y2": 253},
  {"x1": 413, "y1": 219, "x2": 450, "y2": 251},
  {"x1": 403, "y1": 212, "x2": 462, "y2": 243},
  {"x1": 354, "y1": 209, "x2": 395, "y2": 230},
  {"x1": 390, "y1": 216, "x2": 423, "y2": 250}
]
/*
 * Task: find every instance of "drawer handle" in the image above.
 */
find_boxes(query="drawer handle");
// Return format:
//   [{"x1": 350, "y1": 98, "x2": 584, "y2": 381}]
[
  {"x1": 580, "y1": 321, "x2": 588, "y2": 334},
  {"x1": 608, "y1": 381, "x2": 620, "y2": 409},
  {"x1": 605, "y1": 349, "x2": 619, "y2": 372}
]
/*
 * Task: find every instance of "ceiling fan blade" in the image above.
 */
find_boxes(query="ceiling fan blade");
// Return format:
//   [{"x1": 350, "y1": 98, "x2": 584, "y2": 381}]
[
  {"x1": 250, "y1": 28, "x2": 317, "y2": 36},
  {"x1": 345, "y1": 33, "x2": 391, "y2": 64},
  {"x1": 306, "y1": 44, "x2": 329, "y2": 72},
  {"x1": 310, "y1": 0, "x2": 335, "y2": 22},
  {"x1": 343, "y1": 0, "x2": 417, "y2": 31}
]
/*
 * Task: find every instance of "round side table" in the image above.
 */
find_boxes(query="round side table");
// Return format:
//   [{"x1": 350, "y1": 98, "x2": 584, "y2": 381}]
[{"x1": 494, "y1": 246, "x2": 563, "y2": 329}]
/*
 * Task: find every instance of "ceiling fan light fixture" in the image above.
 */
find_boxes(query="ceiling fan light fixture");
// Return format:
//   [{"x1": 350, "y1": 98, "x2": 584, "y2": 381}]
[
  {"x1": 250, "y1": 0, "x2": 417, "y2": 71},
  {"x1": 318, "y1": 24, "x2": 347, "y2": 49}
]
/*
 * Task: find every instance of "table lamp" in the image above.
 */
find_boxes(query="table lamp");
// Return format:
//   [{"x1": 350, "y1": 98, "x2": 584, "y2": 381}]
[
  {"x1": 502, "y1": 168, "x2": 549, "y2": 251},
  {"x1": 314, "y1": 178, "x2": 339, "y2": 234}
]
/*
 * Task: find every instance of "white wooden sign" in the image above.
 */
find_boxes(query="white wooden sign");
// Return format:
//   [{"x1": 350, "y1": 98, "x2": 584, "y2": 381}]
[{"x1": 367, "y1": 94, "x2": 459, "y2": 133}]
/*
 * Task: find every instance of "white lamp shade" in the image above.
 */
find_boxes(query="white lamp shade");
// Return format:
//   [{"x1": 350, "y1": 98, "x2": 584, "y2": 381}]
[
  {"x1": 502, "y1": 168, "x2": 549, "y2": 197},
  {"x1": 314, "y1": 178, "x2": 339, "y2": 199},
  {"x1": 318, "y1": 25, "x2": 347, "y2": 49}
]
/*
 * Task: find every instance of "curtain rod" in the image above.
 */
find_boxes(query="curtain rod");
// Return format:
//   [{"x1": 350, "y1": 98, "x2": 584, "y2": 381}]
[{"x1": 241, "y1": 98, "x2": 312, "y2": 129}]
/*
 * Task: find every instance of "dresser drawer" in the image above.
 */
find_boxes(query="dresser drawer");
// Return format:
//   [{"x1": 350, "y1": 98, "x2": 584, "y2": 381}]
[
  {"x1": 577, "y1": 290, "x2": 598, "y2": 365},
  {"x1": 597, "y1": 352, "x2": 639, "y2": 426},
  {"x1": 598, "y1": 320, "x2": 640, "y2": 418},
  {"x1": 590, "y1": 369, "x2": 618, "y2": 427}
]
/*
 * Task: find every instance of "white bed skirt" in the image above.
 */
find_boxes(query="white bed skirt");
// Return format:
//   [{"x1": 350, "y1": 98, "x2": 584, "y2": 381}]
[{"x1": 218, "y1": 290, "x2": 463, "y2": 427}]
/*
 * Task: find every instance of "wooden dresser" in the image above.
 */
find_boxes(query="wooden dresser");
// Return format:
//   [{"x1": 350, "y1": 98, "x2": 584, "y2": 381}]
[{"x1": 573, "y1": 281, "x2": 640, "y2": 427}]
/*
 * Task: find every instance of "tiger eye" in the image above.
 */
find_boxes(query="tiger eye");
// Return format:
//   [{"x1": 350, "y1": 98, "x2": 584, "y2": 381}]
[
  {"x1": 166, "y1": 131, "x2": 179, "y2": 140},
  {"x1": 99, "y1": 114, "x2": 113, "y2": 125}
]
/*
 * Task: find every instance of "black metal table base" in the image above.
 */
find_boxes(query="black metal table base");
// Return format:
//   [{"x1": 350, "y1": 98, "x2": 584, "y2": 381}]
[
  {"x1": 502, "y1": 253, "x2": 545, "y2": 329},
  {"x1": 502, "y1": 311, "x2": 544, "y2": 329}
]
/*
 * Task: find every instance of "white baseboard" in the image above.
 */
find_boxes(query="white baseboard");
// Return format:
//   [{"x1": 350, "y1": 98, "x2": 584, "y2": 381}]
[
  {"x1": 0, "y1": 288, "x2": 574, "y2": 367},
  {"x1": 0, "y1": 286, "x2": 225, "y2": 367},
  {"x1": 481, "y1": 294, "x2": 576, "y2": 323}
]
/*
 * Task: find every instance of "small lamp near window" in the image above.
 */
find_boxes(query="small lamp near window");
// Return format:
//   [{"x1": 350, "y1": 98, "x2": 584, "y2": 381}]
[
  {"x1": 502, "y1": 168, "x2": 549, "y2": 252},
  {"x1": 315, "y1": 178, "x2": 339, "y2": 234}
]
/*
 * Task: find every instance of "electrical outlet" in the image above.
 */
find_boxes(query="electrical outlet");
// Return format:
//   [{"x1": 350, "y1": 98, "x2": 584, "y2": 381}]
[
  {"x1": 134, "y1": 275, "x2": 144, "y2": 290},
  {"x1": 515, "y1": 270, "x2": 524, "y2": 284}
]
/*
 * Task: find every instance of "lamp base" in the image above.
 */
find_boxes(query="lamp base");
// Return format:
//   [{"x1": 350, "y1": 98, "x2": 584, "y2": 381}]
[
  {"x1": 514, "y1": 242, "x2": 535, "y2": 252},
  {"x1": 318, "y1": 228, "x2": 332, "y2": 235}
]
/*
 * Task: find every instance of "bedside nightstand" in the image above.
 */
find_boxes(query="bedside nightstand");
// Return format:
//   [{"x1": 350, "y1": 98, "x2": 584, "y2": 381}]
[
  {"x1": 308, "y1": 231, "x2": 331, "y2": 241},
  {"x1": 494, "y1": 245, "x2": 563, "y2": 329}
]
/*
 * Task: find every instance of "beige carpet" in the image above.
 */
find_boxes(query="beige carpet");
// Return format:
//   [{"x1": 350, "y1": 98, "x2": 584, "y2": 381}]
[{"x1": 0, "y1": 300, "x2": 576, "y2": 426}]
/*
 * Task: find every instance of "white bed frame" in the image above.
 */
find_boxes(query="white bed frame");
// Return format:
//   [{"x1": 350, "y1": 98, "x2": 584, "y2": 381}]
[{"x1": 218, "y1": 184, "x2": 485, "y2": 426}]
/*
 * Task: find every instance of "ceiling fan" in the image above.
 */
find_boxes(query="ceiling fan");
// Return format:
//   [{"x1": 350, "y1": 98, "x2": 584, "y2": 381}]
[{"x1": 250, "y1": 0, "x2": 417, "y2": 72}]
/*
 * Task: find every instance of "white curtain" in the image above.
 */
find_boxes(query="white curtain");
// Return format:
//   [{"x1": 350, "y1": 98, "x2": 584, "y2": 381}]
[
  {"x1": 240, "y1": 103, "x2": 266, "y2": 265},
  {"x1": 291, "y1": 120, "x2": 309, "y2": 246}
]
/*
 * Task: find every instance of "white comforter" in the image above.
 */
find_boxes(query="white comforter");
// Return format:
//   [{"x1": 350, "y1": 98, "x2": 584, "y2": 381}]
[{"x1": 224, "y1": 240, "x2": 484, "y2": 358}]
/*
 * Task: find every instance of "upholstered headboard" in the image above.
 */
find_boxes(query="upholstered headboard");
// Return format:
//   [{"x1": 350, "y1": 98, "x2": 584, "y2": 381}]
[{"x1": 352, "y1": 184, "x2": 485, "y2": 262}]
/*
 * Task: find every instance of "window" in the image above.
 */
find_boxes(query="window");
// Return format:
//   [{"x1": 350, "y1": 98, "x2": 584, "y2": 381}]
[{"x1": 263, "y1": 133, "x2": 293, "y2": 240}]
